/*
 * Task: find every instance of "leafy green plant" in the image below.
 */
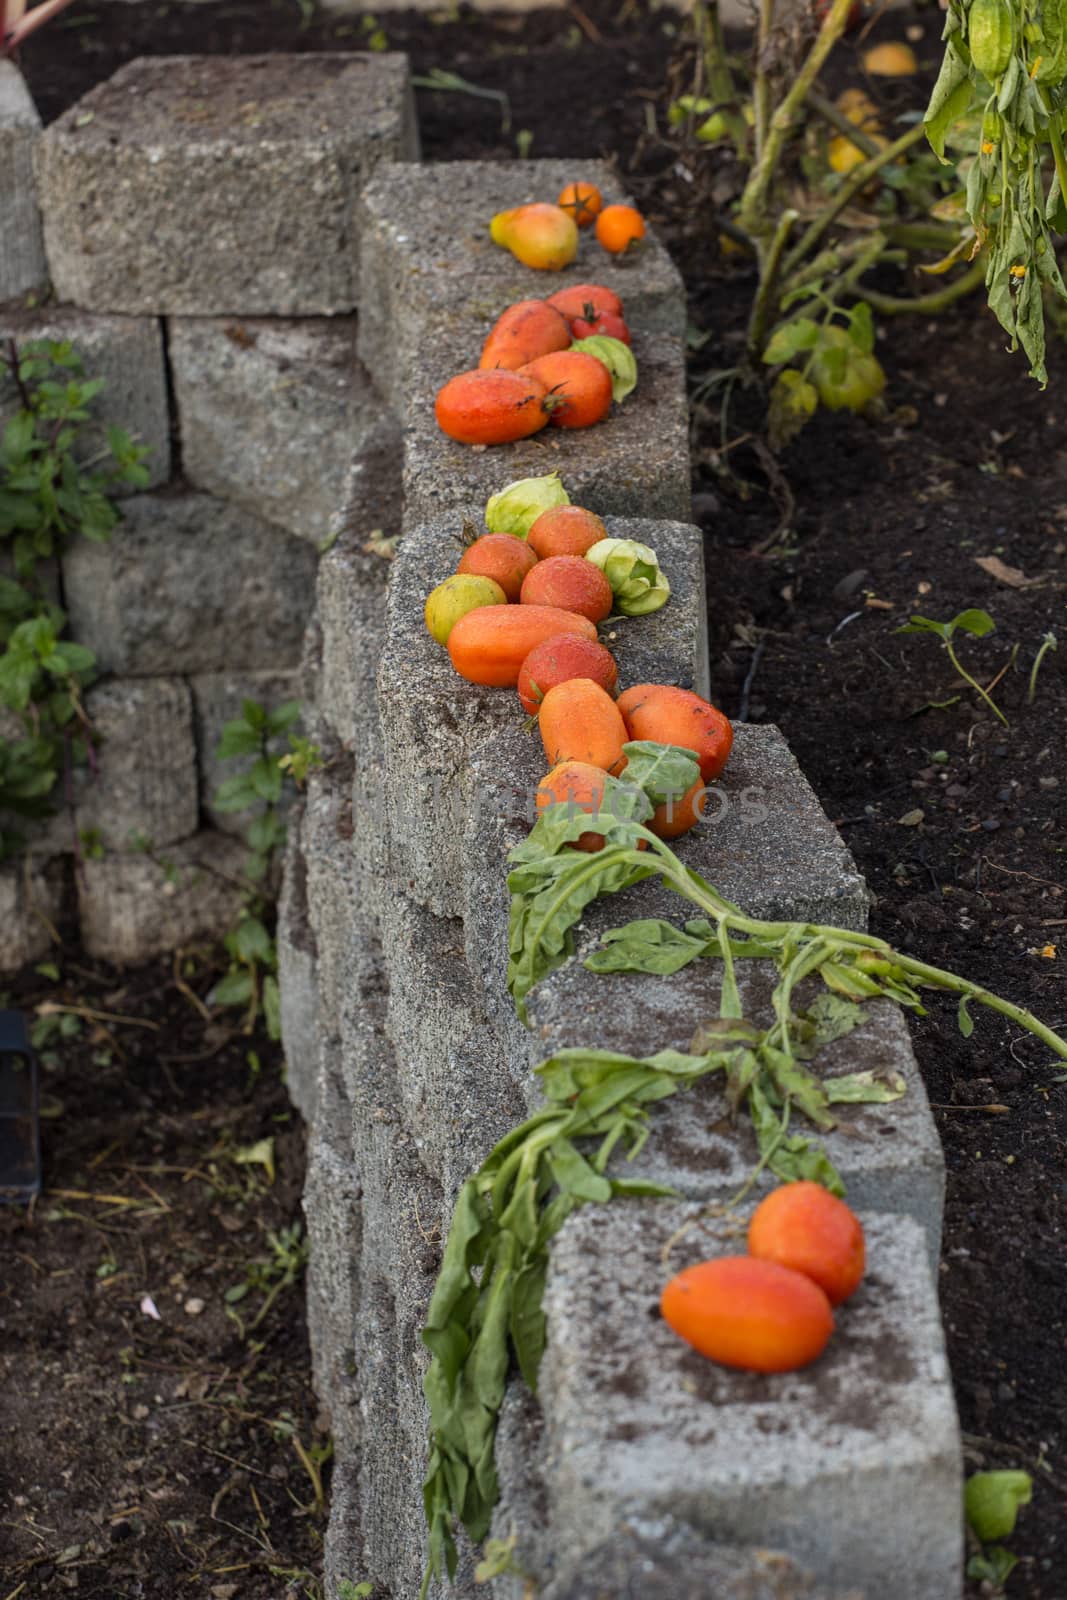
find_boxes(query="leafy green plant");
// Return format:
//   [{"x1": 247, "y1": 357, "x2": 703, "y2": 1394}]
[
  {"x1": 211, "y1": 699, "x2": 322, "y2": 1037},
  {"x1": 895, "y1": 608, "x2": 1009, "y2": 726},
  {"x1": 224, "y1": 1222, "x2": 309, "y2": 1338},
  {"x1": 965, "y1": 1469, "x2": 1033, "y2": 1588},
  {"x1": 0, "y1": 339, "x2": 147, "y2": 858},
  {"x1": 421, "y1": 742, "x2": 1067, "y2": 1591}
]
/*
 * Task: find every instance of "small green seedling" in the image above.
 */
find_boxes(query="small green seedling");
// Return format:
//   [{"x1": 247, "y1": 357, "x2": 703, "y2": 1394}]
[
  {"x1": 964, "y1": 1469, "x2": 1032, "y2": 1589},
  {"x1": 895, "y1": 609, "x2": 1009, "y2": 727},
  {"x1": 1029, "y1": 631, "x2": 1058, "y2": 704}
]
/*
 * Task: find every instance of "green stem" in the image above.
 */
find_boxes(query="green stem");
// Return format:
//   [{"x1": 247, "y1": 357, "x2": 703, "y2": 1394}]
[
  {"x1": 1028, "y1": 632, "x2": 1058, "y2": 704},
  {"x1": 945, "y1": 636, "x2": 1009, "y2": 727},
  {"x1": 694, "y1": 0, "x2": 749, "y2": 156},
  {"x1": 746, "y1": 207, "x2": 799, "y2": 360},
  {"x1": 753, "y1": 0, "x2": 776, "y2": 160},
  {"x1": 738, "y1": 0, "x2": 860, "y2": 239},
  {"x1": 730, "y1": 1098, "x2": 791, "y2": 1208},
  {"x1": 888, "y1": 954, "x2": 1067, "y2": 1060},
  {"x1": 781, "y1": 121, "x2": 928, "y2": 278},
  {"x1": 1042, "y1": 91, "x2": 1067, "y2": 208},
  {"x1": 855, "y1": 254, "x2": 987, "y2": 314}
]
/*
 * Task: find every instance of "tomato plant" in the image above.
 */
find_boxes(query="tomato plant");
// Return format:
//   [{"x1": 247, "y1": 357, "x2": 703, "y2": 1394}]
[{"x1": 557, "y1": 181, "x2": 603, "y2": 227}]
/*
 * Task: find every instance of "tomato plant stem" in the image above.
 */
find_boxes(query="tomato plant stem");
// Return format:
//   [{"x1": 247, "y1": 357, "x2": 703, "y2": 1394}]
[
  {"x1": 855, "y1": 254, "x2": 988, "y2": 315},
  {"x1": 782, "y1": 122, "x2": 928, "y2": 278},
  {"x1": 746, "y1": 207, "x2": 799, "y2": 361},
  {"x1": 753, "y1": 0, "x2": 776, "y2": 160},
  {"x1": 693, "y1": 0, "x2": 748, "y2": 156}
]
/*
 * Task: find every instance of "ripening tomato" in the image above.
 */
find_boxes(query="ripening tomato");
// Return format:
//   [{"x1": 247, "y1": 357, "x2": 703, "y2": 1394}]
[
  {"x1": 424, "y1": 574, "x2": 507, "y2": 646},
  {"x1": 595, "y1": 204, "x2": 646, "y2": 256},
  {"x1": 447, "y1": 604, "x2": 596, "y2": 687},
  {"x1": 648, "y1": 776, "x2": 707, "y2": 840},
  {"x1": 457, "y1": 534, "x2": 539, "y2": 603},
  {"x1": 808, "y1": 327, "x2": 886, "y2": 412},
  {"x1": 518, "y1": 351, "x2": 613, "y2": 430},
  {"x1": 479, "y1": 299, "x2": 573, "y2": 371},
  {"x1": 536, "y1": 759, "x2": 612, "y2": 852},
  {"x1": 545, "y1": 283, "x2": 624, "y2": 325},
  {"x1": 490, "y1": 203, "x2": 579, "y2": 271},
  {"x1": 527, "y1": 505, "x2": 608, "y2": 560},
  {"x1": 517, "y1": 633, "x2": 618, "y2": 715},
  {"x1": 862, "y1": 40, "x2": 918, "y2": 76},
  {"x1": 571, "y1": 310, "x2": 631, "y2": 346},
  {"x1": 557, "y1": 181, "x2": 604, "y2": 227},
  {"x1": 520, "y1": 555, "x2": 613, "y2": 623},
  {"x1": 435, "y1": 369, "x2": 549, "y2": 446},
  {"x1": 660, "y1": 1256, "x2": 834, "y2": 1373},
  {"x1": 616, "y1": 685, "x2": 734, "y2": 783},
  {"x1": 747, "y1": 1182, "x2": 866, "y2": 1307},
  {"x1": 538, "y1": 678, "x2": 628, "y2": 774}
]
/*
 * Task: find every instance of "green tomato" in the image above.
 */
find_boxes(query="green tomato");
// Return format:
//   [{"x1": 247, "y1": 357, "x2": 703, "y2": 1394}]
[
  {"x1": 424, "y1": 574, "x2": 506, "y2": 646},
  {"x1": 809, "y1": 327, "x2": 887, "y2": 413}
]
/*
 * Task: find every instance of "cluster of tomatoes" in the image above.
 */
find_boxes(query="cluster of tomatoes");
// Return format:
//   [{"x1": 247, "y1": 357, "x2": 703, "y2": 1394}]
[
  {"x1": 661, "y1": 1182, "x2": 867, "y2": 1374},
  {"x1": 424, "y1": 492, "x2": 734, "y2": 845},
  {"x1": 435, "y1": 280, "x2": 634, "y2": 447},
  {"x1": 491, "y1": 180, "x2": 647, "y2": 273}
]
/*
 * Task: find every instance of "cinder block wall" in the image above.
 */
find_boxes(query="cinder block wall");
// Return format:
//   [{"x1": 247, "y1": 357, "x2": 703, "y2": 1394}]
[
  {"x1": 4, "y1": 52, "x2": 963, "y2": 1600},
  {"x1": 0, "y1": 53, "x2": 418, "y2": 968}
]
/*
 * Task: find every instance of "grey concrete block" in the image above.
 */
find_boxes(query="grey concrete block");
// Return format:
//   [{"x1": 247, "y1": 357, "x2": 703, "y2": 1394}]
[
  {"x1": 402, "y1": 324, "x2": 691, "y2": 529},
  {"x1": 539, "y1": 1205, "x2": 962, "y2": 1600},
  {"x1": 277, "y1": 801, "x2": 319, "y2": 1125},
  {"x1": 526, "y1": 959, "x2": 945, "y2": 1268},
  {"x1": 358, "y1": 159, "x2": 686, "y2": 414},
  {"x1": 303, "y1": 1060, "x2": 361, "y2": 1453},
  {"x1": 169, "y1": 316, "x2": 381, "y2": 543},
  {"x1": 39, "y1": 55, "x2": 419, "y2": 316},
  {"x1": 78, "y1": 676, "x2": 198, "y2": 851},
  {"x1": 541, "y1": 1524, "x2": 845, "y2": 1600},
  {"x1": 190, "y1": 670, "x2": 305, "y2": 836},
  {"x1": 380, "y1": 514, "x2": 706, "y2": 918},
  {"x1": 0, "y1": 855, "x2": 67, "y2": 972},
  {"x1": 0, "y1": 306, "x2": 170, "y2": 491},
  {"x1": 323, "y1": 1460, "x2": 368, "y2": 1600},
  {"x1": 63, "y1": 492, "x2": 318, "y2": 674},
  {"x1": 302, "y1": 757, "x2": 362, "y2": 1033},
  {"x1": 77, "y1": 829, "x2": 247, "y2": 964},
  {"x1": 0, "y1": 63, "x2": 46, "y2": 299}
]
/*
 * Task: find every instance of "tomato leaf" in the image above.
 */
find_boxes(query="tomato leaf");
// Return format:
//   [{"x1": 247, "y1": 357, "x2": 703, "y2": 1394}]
[
  {"x1": 823, "y1": 1068, "x2": 908, "y2": 1103},
  {"x1": 965, "y1": 1471, "x2": 1033, "y2": 1542},
  {"x1": 761, "y1": 316, "x2": 821, "y2": 365},
  {"x1": 584, "y1": 917, "x2": 714, "y2": 975}
]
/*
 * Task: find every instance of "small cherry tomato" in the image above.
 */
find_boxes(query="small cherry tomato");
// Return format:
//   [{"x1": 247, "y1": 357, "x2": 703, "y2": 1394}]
[
  {"x1": 571, "y1": 310, "x2": 631, "y2": 345},
  {"x1": 595, "y1": 204, "x2": 646, "y2": 256},
  {"x1": 557, "y1": 181, "x2": 604, "y2": 227}
]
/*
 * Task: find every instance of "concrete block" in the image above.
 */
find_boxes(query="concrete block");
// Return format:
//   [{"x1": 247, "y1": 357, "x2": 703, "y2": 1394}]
[
  {"x1": 0, "y1": 63, "x2": 46, "y2": 298},
  {"x1": 525, "y1": 958, "x2": 944, "y2": 1267},
  {"x1": 303, "y1": 1060, "x2": 361, "y2": 1452},
  {"x1": 357, "y1": 160, "x2": 686, "y2": 414},
  {"x1": 0, "y1": 855, "x2": 68, "y2": 972},
  {"x1": 302, "y1": 757, "x2": 362, "y2": 1033},
  {"x1": 63, "y1": 491, "x2": 318, "y2": 675},
  {"x1": 539, "y1": 1205, "x2": 962, "y2": 1600},
  {"x1": 77, "y1": 676, "x2": 196, "y2": 850},
  {"x1": 378, "y1": 891, "x2": 526, "y2": 1195},
  {"x1": 38, "y1": 55, "x2": 419, "y2": 316},
  {"x1": 77, "y1": 829, "x2": 247, "y2": 964},
  {"x1": 169, "y1": 316, "x2": 381, "y2": 543},
  {"x1": 402, "y1": 325, "x2": 691, "y2": 530},
  {"x1": 541, "y1": 1524, "x2": 844, "y2": 1600},
  {"x1": 323, "y1": 1460, "x2": 368, "y2": 1600},
  {"x1": 190, "y1": 670, "x2": 306, "y2": 836},
  {"x1": 379, "y1": 515, "x2": 706, "y2": 918},
  {"x1": 277, "y1": 800, "x2": 319, "y2": 1125},
  {"x1": 0, "y1": 306, "x2": 169, "y2": 490}
]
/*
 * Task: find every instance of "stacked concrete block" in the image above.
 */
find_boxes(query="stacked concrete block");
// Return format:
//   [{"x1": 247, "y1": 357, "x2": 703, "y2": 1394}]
[
  {"x1": 0, "y1": 63, "x2": 46, "y2": 299},
  {"x1": 0, "y1": 306, "x2": 170, "y2": 490},
  {"x1": 38, "y1": 55, "x2": 419, "y2": 316},
  {"x1": 76, "y1": 829, "x2": 249, "y2": 964},
  {"x1": 0, "y1": 855, "x2": 68, "y2": 970}
]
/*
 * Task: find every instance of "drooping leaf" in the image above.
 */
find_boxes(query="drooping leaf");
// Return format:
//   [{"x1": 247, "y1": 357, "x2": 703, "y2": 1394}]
[{"x1": 584, "y1": 917, "x2": 714, "y2": 975}]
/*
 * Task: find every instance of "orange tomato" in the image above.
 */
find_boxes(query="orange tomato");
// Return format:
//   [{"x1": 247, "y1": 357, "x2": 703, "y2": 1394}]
[
  {"x1": 648, "y1": 776, "x2": 707, "y2": 840},
  {"x1": 491, "y1": 203, "x2": 579, "y2": 271},
  {"x1": 747, "y1": 1182, "x2": 866, "y2": 1307},
  {"x1": 434, "y1": 369, "x2": 549, "y2": 446},
  {"x1": 536, "y1": 759, "x2": 612, "y2": 852},
  {"x1": 527, "y1": 505, "x2": 608, "y2": 560},
  {"x1": 545, "y1": 283, "x2": 624, "y2": 324},
  {"x1": 457, "y1": 534, "x2": 538, "y2": 603},
  {"x1": 660, "y1": 1256, "x2": 834, "y2": 1373},
  {"x1": 517, "y1": 633, "x2": 618, "y2": 716},
  {"x1": 520, "y1": 555, "x2": 613, "y2": 623},
  {"x1": 518, "y1": 350, "x2": 613, "y2": 429},
  {"x1": 447, "y1": 605, "x2": 596, "y2": 687},
  {"x1": 557, "y1": 181, "x2": 604, "y2": 227},
  {"x1": 595, "y1": 204, "x2": 646, "y2": 256},
  {"x1": 538, "y1": 678, "x2": 629, "y2": 775},
  {"x1": 479, "y1": 299, "x2": 573, "y2": 372},
  {"x1": 616, "y1": 684, "x2": 733, "y2": 783}
]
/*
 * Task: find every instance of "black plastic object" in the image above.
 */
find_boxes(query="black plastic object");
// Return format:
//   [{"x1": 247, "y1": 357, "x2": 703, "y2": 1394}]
[{"x1": 0, "y1": 1010, "x2": 40, "y2": 1202}]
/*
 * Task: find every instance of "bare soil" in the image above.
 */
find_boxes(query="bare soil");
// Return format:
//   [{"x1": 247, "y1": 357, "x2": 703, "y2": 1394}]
[{"x1": 8, "y1": 3, "x2": 1067, "y2": 1596}]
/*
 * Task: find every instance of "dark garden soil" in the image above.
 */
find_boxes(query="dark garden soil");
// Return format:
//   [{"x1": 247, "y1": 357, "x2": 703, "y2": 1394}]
[{"x1": 7, "y1": 2, "x2": 1067, "y2": 1596}]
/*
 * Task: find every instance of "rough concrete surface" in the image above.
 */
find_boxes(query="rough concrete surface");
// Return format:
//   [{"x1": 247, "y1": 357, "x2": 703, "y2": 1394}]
[
  {"x1": 76, "y1": 829, "x2": 248, "y2": 963},
  {"x1": 39, "y1": 55, "x2": 419, "y2": 315},
  {"x1": 0, "y1": 855, "x2": 68, "y2": 972},
  {"x1": 63, "y1": 492, "x2": 318, "y2": 674},
  {"x1": 0, "y1": 305, "x2": 170, "y2": 490},
  {"x1": 539, "y1": 1205, "x2": 962, "y2": 1600},
  {"x1": 0, "y1": 62, "x2": 46, "y2": 298},
  {"x1": 78, "y1": 677, "x2": 198, "y2": 850},
  {"x1": 358, "y1": 159, "x2": 686, "y2": 413},
  {"x1": 169, "y1": 316, "x2": 381, "y2": 542}
]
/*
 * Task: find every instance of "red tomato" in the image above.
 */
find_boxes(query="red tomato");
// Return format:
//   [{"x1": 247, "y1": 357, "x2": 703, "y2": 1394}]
[
  {"x1": 571, "y1": 311, "x2": 631, "y2": 346},
  {"x1": 435, "y1": 369, "x2": 548, "y2": 446},
  {"x1": 517, "y1": 351, "x2": 613, "y2": 430},
  {"x1": 747, "y1": 1182, "x2": 866, "y2": 1307},
  {"x1": 517, "y1": 634, "x2": 618, "y2": 716}
]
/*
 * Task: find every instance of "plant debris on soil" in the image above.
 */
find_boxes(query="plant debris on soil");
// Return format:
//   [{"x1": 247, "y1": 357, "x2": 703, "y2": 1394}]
[{"x1": 9, "y1": 3, "x2": 1067, "y2": 1597}]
